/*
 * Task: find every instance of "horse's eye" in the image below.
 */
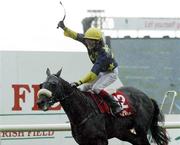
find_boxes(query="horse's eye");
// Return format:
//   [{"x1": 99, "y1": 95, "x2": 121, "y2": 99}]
[{"x1": 50, "y1": 83, "x2": 57, "y2": 89}]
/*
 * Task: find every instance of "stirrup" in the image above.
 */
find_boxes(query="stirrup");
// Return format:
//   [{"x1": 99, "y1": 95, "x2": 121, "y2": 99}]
[
  {"x1": 111, "y1": 107, "x2": 123, "y2": 117},
  {"x1": 109, "y1": 108, "x2": 116, "y2": 117},
  {"x1": 109, "y1": 108, "x2": 122, "y2": 117}
]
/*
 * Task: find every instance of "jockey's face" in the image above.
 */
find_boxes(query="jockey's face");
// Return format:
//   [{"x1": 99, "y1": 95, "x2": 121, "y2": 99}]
[{"x1": 85, "y1": 39, "x2": 98, "y2": 50}]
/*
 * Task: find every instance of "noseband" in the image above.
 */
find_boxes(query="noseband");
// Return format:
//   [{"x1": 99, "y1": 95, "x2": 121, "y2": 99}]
[{"x1": 43, "y1": 74, "x2": 73, "y2": 102}]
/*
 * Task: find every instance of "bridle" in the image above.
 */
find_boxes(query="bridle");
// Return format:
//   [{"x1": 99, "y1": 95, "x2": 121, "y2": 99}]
[
  {"x1": 39, "y1": 74, "x2": 96, "y2": 127},
  {"x1": 41, "y1": 74, "x2": 73, "y2": 103}
]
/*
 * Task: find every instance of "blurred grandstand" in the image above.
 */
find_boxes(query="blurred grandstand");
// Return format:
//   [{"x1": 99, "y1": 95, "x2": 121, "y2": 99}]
[{"x1": 82, "y1": 11, "x2": 180, "y2": 114}]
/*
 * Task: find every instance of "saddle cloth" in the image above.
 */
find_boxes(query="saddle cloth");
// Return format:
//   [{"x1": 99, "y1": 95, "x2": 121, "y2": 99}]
[{"x1": 84, "y1": 91, "x2": 133, "y2": 117}]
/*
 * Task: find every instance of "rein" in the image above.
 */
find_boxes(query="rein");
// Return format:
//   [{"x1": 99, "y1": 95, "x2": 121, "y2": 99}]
[
  {"x1": 45, "y1": 74, "x2": 97, "y2": 126},
  {"x1": 77, "y1": 112, "x2": 94, "y2": 126},
  {"x1": 61, "y1": 88, "x2": 96, "y2": 126},
  {"x1": 58, "y1": 88, "x2": 75, "y2": 101}
]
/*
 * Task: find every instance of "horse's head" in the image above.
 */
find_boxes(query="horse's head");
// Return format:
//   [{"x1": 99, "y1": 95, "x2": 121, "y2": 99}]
[{"x1": 37, "y1": 68, "x2": 63, "y2": 111}]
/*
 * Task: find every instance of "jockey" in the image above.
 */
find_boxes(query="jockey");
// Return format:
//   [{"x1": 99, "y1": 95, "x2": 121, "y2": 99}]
[{"x1": 58, "y1": 21, "x2": 123, "y2": 116}]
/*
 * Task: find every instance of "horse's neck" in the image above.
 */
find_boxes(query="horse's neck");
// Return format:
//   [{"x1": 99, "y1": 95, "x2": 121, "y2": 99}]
[
  {"x1": 60, "y1": 79, "x2": 95, "y2": 125},
  {"x1": 60, "y1": 79, "x2": 73, "y2": 94}
]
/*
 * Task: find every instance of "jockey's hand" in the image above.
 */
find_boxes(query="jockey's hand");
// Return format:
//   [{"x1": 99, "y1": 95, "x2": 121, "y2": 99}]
[
  {"x1": 57, "y1": 20, "x2": 65, "y2": 29},
  {"x1": 70, "y1": 81, "x2": 82, "y2": 88}
]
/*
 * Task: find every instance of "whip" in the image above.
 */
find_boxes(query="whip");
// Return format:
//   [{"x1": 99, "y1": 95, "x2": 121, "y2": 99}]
[
  {"x1": 57, "y1": 1, "x2": 66, "y2": 29},
  {"x1": 59, "y1": 1, "x2": 66, "y2": 21}
]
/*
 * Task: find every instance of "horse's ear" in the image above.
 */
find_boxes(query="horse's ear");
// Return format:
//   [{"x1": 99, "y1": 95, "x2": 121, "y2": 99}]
[
  {"x1": 56, "y1": 67, "x2": 62, "y2": 78},
  {"x1": 39, "y1": 83, "x2": 43, "y2": 89},
  {"x1": 46, "y1": 68, "x2": 51, "y2": 76}
]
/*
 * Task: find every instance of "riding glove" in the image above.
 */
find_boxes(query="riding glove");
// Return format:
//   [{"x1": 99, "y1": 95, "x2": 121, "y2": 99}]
[
  {"x1": 57, "y1": 21, "x2": 65, "y2": 29},
  {"x1": 70, "y1": 81, "x2": 82, "y2": 87}
]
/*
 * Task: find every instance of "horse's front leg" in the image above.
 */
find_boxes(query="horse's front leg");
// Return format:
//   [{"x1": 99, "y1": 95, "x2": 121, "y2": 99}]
[
  {"x1": 96, "y1": 138, "x2": 108, "y2": 145},
  {"x1": 116, "y1": 130, "x2": 140, "y2": 145},
  {"x1": 81, "y1": 138, "x2": 108, "y2": 145}
]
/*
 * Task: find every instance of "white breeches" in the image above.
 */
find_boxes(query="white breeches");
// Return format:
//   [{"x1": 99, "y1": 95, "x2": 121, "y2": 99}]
[{"x1": 78, "y1": 67, "x2": 123, "y2": 94}]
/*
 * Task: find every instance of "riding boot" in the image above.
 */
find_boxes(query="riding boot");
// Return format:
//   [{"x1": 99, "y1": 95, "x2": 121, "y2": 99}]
[{"x1": 99, "y1": 90, "x2": 123, "y2": 116}]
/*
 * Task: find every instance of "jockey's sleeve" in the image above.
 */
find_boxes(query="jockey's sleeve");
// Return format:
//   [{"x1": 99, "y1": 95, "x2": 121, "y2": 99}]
[
  {"x1": 64, "y1": 27, "x2": 77, "y2": 40},
  {"x1": 79, "y1": 71, "x2": 97, "y2": 84},
  {"x1": 63, "y1": 27, "x2": 85, "y2": 45}
]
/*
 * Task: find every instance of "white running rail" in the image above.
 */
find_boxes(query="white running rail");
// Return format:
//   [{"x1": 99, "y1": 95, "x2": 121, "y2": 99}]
[
  {"x1": 0, "y1": 123, "x2": 70, "y2": 132},
  {"x1": 160, "y1": 90, "x2": 177, "y2": 114},
  {"x1": 0, "y1": 122, "x2": 180, "y2": 132}
]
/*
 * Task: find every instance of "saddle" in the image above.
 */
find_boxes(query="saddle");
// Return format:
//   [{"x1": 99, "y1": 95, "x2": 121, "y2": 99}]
[{"x1": 84, "y1": 90, "x2": 133, "y2": 117}]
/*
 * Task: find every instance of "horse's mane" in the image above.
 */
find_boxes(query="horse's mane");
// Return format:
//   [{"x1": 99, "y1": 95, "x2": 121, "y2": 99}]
[{"x1": 60, "y1": 78, "x2": 96, "y2": 111}]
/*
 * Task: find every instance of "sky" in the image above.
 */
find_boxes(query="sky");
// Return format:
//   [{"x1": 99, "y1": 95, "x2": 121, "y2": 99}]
[{"x1": 0, "y1": 0, "x2": 179, "y2": 52}]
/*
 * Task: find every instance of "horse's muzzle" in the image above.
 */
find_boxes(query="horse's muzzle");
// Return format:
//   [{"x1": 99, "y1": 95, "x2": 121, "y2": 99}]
[{"x1": 37, "y1": 95, "x2": 51, "y2": 111}]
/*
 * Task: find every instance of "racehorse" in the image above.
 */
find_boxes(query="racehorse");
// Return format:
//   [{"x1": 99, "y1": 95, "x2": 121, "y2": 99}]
[{"x1": 37, "y1": 68, "x2": 169, "y2": 145}]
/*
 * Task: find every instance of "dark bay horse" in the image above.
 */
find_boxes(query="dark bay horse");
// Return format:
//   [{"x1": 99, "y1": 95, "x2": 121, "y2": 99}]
[{"x1": 37, "y1": 68, "x2": 169, "y2": 145}]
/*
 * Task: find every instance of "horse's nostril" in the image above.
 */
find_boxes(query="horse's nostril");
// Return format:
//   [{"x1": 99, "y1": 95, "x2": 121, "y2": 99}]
[
  {"x1": 37, "y1": 101, "x2": 41, "y2": 105},
  {"x1": 37, "y1": 100, "x2": 44, "y2": 109}
]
